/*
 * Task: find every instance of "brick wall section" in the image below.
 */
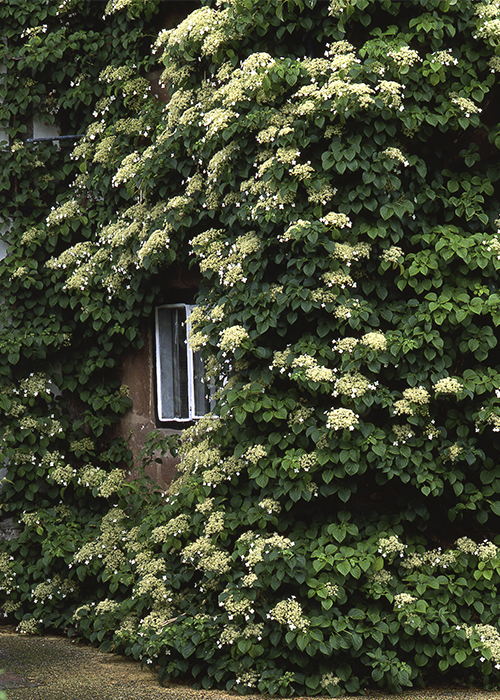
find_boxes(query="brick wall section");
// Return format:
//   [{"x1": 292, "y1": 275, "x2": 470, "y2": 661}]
[{"x1": 115, "y1": 324, "x2": 181, "y2": 492}]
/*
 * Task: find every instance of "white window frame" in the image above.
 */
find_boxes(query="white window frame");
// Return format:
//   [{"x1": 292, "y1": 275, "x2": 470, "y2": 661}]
[{"x1": 155, "y1": 303, "x2": 209, "y2": 422}]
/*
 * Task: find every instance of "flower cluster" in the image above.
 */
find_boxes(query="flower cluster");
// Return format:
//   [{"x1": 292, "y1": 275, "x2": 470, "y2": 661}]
[
  {"x1": 369, "y1": 569, "x2": 392, "y2": 586},
  {"x1": 204, "y1": 511, "x2": 225, "y2": 536},
  {"x1": 195, "y1": 498, "x2": 215, "y2": 514},
  {"x1": 241, "y1": 533, "x2": 294, "y2": 569},
  {"x1": 279, "y1": 219, "x2": 311, "y2": 242},
  {"x1": 77, "y1": 466, "x2": 124, "y2": 497},
  {"x1": 322, "y1": 270, "x2": 355, "y2": 289},
  {"x1": 182, "y1": 538, "x2": 231, "y2": 574},
  {"x1": 267, "y1": 597, "x2": 309, "y2": 631},
  {"x1": 325, "y1": 407, "x2": 359, "y2": 431},
  {"x1": 449, "y1": 92, "x2": 482, "y2": 117},
  {"x1": 151, "y1": 515, "x2": 190, "y2": 541},
  {"x1": 381, "y1": 246, "x2": 404, "y2": 263},
  {"x1": 46, "y1": 199, "x2": 82, "y2": 226},
  {"x1": 378, "y1": 535, "x2": 406, "y2": 559},
  {"x1": 442, "y1": 443, "x2": 465, "y2": 462},
  {"x1": 456, "y1": 537, "x2": 498, "y2": 560},
  {"x1": 220, "y1": 592, "x2": 254, "y2": 621},
  {"x1": 243, "y1": 445, "x2": 267, "y2": 464},
  {"x1": 331, "y1": 241, "x2": 370, "y2": 265},
  {"x1": 299, "y1": 453, "x2": 317, "y2": 471},
  {"x1": 287, "y1": 405, "x2": 315, "y2": 426},
  {"x1": 258, "y1": 498, "x2": 281, "y2": 515},
  {"x1": 50, "y1": 464, "x2": 76, "y2": 486},
  {"x1": 321, "y1": 212, "x2": 352, "y2": 229},
  {"x1": 220, "y1": 325, "x2": 250, "y2": 352},
  {"x1": 333, "y1": 371, "x2": 376, "y2": 398},
  {"x1": 332, "y1": 336, "x2": 358, "y2": 354},
  {"x1": 320, "y1": 673, "x2": 340, "y2": 690},
  {"x1": 387, "y1": 46, "x2": 421, "y2": 66},
  {"x1": 394, "y1": 592, "x2": 417, "y2": 608},
  {"x1": 0, "y1": 552, "x2": 16, "y2": 594},
  {"x1": 401, "y1": 548, "x2": 456, "y2": 570},
  {"x1": 361, "y1": 331, "x2": 387, "y2": 351},
  {"x1": 392, "y1": 424, "x2": 414, "y2": 446},
  {"x1": 429, "y1": 50, "x2": 458, "y2": 67},
  {"x1": 17, "y1": 618, "x2": 40, "y2": 635},
  {"x1": 394, "y1": 386, "x2": 431, "y2": 416},
  {"x1": 382, "y1": 147, "x2": 409, "y2": 167},
  {"x1": 464, "y1": 624, "x2": 500, "y2": 669},
  {"x1": 433, "y1": 377, "x2": 463, "y2": 395},
  {"x1": 235, "y1": 669, "x2": 260, "y2": 689},
  {"x1": 270, "y1": 349, "x2": 292, "y2": 371},
  {"x1": 290, "y1": 355, "x2": 335, "y2": 383},
  {"x1": 375, "y1": 80, "x2": 404, "y2": 108}
]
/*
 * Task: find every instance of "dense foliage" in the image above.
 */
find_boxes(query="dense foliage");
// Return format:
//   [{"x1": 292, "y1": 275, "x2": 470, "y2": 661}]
[{"x1": 3, "y1": 0, "x2": 500, "y2": 695}]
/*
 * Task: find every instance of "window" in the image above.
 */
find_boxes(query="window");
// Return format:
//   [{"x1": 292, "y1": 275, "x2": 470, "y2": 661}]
[{"x1": 155, "y1": 304, "x2": 211, "y2": 422}]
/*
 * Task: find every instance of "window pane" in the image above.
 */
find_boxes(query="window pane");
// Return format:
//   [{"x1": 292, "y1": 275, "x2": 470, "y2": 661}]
[{"x1": 156, "y1": 306, "x2": 189, "y2": 419}]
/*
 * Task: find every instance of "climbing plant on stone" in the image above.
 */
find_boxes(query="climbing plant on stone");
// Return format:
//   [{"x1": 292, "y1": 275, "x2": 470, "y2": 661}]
[{"x1": 3, "y1": 0, "x2": 500, "y2": 696}]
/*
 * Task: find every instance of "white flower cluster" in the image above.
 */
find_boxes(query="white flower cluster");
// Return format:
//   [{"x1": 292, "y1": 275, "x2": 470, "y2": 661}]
[
  {"x1": 17, "y1": 618, "x2": 40, "y2": 635},
  {"x1": 392, "y1": 424, "x2": 414, "y2": 446},
  {"x1": 378, "y1": 535, "x2": 406, "y2": 559},
  {"x1": 111, "y1": 151, "x2": 144, "y2": 187},
  {"x1": 50, "y1": 464, "x2": 77, "y2": 487},
  {"x1": 387, "y1": 46, "x2": 421, "y2": 66},
  {"x1": 325, "y1": 407, "x2": 359, "y2": 431},
  {"x1": 394, "y1": 592, "x2": 417, "y2": 609},
  {"x1": 290, "y1": 355, "x2": 336, "y2": 383},
  {"x1": 219, "y1": 325, "x2": 249, "y2": 352},
  {"x1": 361, "y1": 331, "x2": 387, "y2": 351},
  {"x1": 243, "y1": 445, "x2": 267, "y2": 464},
  {"x1": 330, "y1": 241, "x2": 371, "y2": 265},
  {"x1": 322, "y1": 270, "x2": 355, "y2": 289},
  {"x1": 320, "y1": 673, "x2": 340, "y2": 689},
  {"x1": 482, "y1": 233, "x2": 500, "y2": 259},
  {"x1": 382, "y1": 147, "x2": 409, "y2": 167},
  {"x1": 320, "y1": 212, "x2": 352, "y2": 229},
  {"x1": 279, "y1": 219, "x2": 312, "y2": 242},
  {"x1": 375, "y1": 80, "x2": 404, "y2": 109},
  {"x1": 77, "y1": 466, "x2": 124, "y2": 498},
  {"x1": 381, "y1": 246, "x2": 404, "y2": 263},
  {"x1": 182, "y1": 538, "x2": 231, "y2": 574},
  {"x1": 401, "y1": 548, "x2": 456, "y2": 570},
  {"x1": 433, "y1": 377, "x2": 463, "y2": 395},
  {"x1": 220, "y1": 592, "x2": 254, "y2": 621},
  {"x1": 204, "y1": 511, "x2": 225, "y2": 536},
  {"x1": 287, "y1": 405, "x2": 315, "y2": 427},
  {"x1": 332, "y1": 337, "x2": 358, "y2": 354},
  {"x1": 464, "y1": 623, "x2": 500, "y2": 669},
  {"x1": 333, "y1": 371, "x2": 377, "y2": 398},
  {"x1": 267, "y1": 597, "x2": 309, "y2": 631},
  {"x1": 46, "y1": 199, "x2": 82, "y2": 226},
  {"x1": 235, "y1": 669, "x2": 260, "y2": 688},
  {"x1": 449, "y1": 92, "x2": 482, "y2": 117},
  {"x1": 0, "y1": 552, "x2": 17, "y2": 594},
  {"x1": 258, "y1": 498, "x2": 281, "y2": 515},
  {"x1": 151, "y1": 514, "x2": 190, "y2": 541},
  {"x1": 429, "y1": 49, "x2": 458, "y2": 67},
  {"x1": 241, "y1": 533, "x2": 294, "y2": 569},
  {"x1": 456, "y1": 537, "x2": 498, "y2": 560},
  {"x1": 393, "y1": 387, "x2": 431, "y2": 416}
]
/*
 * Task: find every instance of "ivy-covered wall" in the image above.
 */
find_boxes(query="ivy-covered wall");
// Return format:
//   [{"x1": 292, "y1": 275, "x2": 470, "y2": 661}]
[{"x1": 3, "y1": 0, "x2": 500, "y2": 696}]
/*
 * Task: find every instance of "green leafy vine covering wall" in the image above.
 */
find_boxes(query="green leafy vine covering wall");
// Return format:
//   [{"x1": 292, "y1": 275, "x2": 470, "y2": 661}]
[{"x1": 3, "y1": 0, "x2": 500, "y2": 695}]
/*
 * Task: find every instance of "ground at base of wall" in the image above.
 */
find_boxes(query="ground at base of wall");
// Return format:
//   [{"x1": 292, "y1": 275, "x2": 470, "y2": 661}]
[{"x1": 0, "y1": 627, "x2": 498, "y2": 700}]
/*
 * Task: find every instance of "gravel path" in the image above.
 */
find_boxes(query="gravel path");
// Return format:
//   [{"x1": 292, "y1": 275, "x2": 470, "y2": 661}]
[{"x1": 1, "y1": 628, "x2": 499, "y2": 700}]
